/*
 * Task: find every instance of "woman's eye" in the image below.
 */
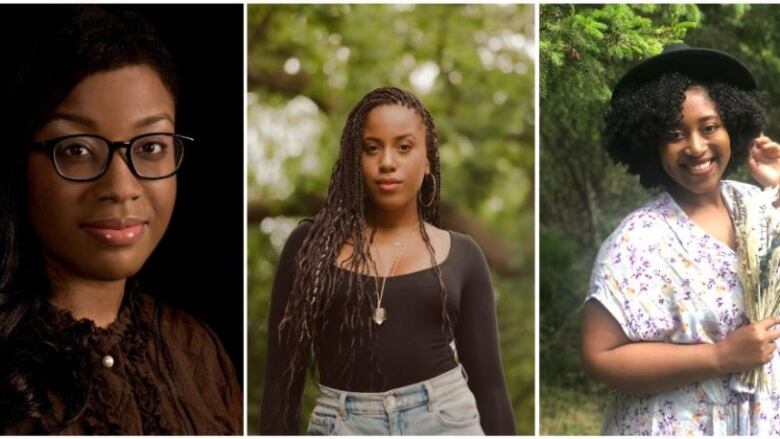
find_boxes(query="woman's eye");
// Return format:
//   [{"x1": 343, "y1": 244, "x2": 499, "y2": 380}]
[
  {"x1": 60, "y1": 143, "x2": 94, "y2": 157},
  {"x1": 398, "y1": 144, "x2": 412, "y2": 152},
  {"x1": 135, "y1": 142, "x2": 167, "y2": 158},
  {"x1": 666, "y1": 130, "x2": 685, "y2": 141},
  {"x1": 702, "y1": 124, "x2": 719, "y2": 135},
  {"x1": 363, "y1": 144, "x2": 380, "y2": 154}
]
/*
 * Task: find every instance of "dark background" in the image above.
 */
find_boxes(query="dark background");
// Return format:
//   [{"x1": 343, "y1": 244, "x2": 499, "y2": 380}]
[{"x1": 0, "y1": 5, "x2": 245, "y2": 382}]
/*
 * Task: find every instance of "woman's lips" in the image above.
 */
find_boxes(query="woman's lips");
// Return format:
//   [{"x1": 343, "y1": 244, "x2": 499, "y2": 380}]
[
  {"x1": 376, "y1": 178, "x2": 402, "y2": 192},
  {"x1": 681, "y1": 158, "x2": 716, "y2": 176},
  {"x1": 81, "y1": 218, "x2": 147, "y2": 246}
]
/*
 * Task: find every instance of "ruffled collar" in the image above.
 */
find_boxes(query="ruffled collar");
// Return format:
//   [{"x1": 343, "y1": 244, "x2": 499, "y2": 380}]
[
  {"x1": 20, "y1": 291, "x2": 164, "y2": 434},
  {"x1": 39, "y1": 293, "x2": 135, "y2": 349}
]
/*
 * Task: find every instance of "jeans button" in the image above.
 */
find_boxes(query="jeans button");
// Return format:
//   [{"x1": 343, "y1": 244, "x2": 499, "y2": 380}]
[{"x1": 384, "y1": 395, "x2": 396, "y2": 410}]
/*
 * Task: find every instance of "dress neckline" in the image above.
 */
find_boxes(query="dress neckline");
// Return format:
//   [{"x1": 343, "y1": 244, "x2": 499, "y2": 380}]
[{"x1": 661, "y1": 181, "x2": 738, "y2": 256}]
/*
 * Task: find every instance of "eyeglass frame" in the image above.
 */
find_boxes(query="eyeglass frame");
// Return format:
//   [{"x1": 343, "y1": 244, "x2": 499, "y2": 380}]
[{"x1": 29, "y1": 132, "x2": 192, "y2": 182}]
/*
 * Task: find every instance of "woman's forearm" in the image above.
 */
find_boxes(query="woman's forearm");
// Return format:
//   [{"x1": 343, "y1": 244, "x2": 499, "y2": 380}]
[
  {"x1": 581, "y1": 300, "x2": 779, "y2": 395},
  {"x1": 583, "y1": 340, "x2": 722, "y2": 394}
]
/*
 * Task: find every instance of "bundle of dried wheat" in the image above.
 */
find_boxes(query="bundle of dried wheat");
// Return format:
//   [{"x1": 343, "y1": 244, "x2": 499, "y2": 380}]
[{"x1": 732, "y1": 186, "x2": 780, "y2": 391}]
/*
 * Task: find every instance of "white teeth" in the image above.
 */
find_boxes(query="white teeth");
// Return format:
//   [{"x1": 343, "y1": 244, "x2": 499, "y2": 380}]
[{"x1": 687, "y1": 160, "x2": 711, "y2": 171}]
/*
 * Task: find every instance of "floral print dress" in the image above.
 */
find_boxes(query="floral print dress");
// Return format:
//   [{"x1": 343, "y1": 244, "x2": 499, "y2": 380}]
[{"x1": 588, "y1": 180, "x2": 780, "y2": 435}]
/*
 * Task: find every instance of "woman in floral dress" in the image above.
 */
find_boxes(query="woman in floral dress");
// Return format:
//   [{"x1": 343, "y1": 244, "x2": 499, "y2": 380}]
[{"x1": 582, "y1": 44, "x2": 780, "y2": 435}]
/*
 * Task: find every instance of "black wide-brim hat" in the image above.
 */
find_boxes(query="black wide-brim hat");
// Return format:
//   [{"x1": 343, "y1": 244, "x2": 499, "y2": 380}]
[{"x1": 612, "y1": 43, "x2": 757, "y2": 100}]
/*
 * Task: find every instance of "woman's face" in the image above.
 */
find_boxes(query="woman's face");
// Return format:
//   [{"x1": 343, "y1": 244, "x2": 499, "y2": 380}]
[
  {"x1": 361, "y1": 104, "x2": 430, "y2": 213},
  {"x1": 27, "y1": 64, "x2": 177, "y2": 282},
  {"x1": 659, "y1": 86, "x2": 731, "y2": 199}
]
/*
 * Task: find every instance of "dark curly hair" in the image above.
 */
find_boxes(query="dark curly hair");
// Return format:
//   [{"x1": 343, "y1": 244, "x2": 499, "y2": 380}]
[
  {"x1": 605, "y1": 71, "x2": 766, "y2": 189},
  {"x1": 0, "y1": 5, "x2": 179, "y2": 432},
  {"x1": 275, "y1": 87, "x2": 450, "y2": 426}
]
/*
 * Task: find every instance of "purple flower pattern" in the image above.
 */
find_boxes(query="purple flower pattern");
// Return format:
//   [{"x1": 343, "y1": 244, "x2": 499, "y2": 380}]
[{"x1": 588, "y1": 181, "x2": 780, "y2": 435}]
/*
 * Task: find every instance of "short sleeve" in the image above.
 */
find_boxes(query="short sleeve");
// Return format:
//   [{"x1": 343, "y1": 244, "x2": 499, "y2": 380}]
[
  {"x1": 588, "y1": 257, "x2": 644, "y2": 341},
  {"x1": 587, "y1": 258, "x2": 638, "y2": 341},
  {"x1": 586, "y1": 212, "x2": 681, "y2": 342}
]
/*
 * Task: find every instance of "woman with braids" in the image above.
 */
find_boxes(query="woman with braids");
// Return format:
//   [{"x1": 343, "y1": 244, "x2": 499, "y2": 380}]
[
  {"x1": 581, "y1": 44, "x2": 780, "y2": 435},
  {"x1": 260, "y1": 87, "x2": 515, "y2": 435},
  {"x1": 0, "y1": 6, "x2": 241, "y2": 434}
]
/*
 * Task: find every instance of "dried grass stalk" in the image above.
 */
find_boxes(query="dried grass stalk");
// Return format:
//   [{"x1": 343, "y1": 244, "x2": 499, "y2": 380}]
[{"x1": 733, "y1": 186, "x2": 780, "y2": 391}]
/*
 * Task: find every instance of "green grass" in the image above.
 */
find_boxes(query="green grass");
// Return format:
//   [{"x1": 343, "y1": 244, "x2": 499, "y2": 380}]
[{"x1": 540, "y1": 383, "x2": 609, "y2": 435}]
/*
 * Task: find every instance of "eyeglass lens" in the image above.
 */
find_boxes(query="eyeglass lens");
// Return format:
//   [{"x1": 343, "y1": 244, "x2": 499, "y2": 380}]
[{"x1": 53, "y1": 134, "x2": 185, "y2": 180}]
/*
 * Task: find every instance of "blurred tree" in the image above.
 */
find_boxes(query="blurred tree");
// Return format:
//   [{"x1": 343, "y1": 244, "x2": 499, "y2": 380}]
[
  {"x1": 247, "y1": 4, "x2": 535, "y2": 434},
  {"x1": 541, "y1": 4, "x2": 700, "y2": 253},
  {"x1": 686, "y1": 4, "x2": 780, "y2": 141}
]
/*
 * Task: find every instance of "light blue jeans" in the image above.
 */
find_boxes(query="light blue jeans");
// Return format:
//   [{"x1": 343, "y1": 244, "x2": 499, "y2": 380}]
[{"x1": 306, "y1": 365, "x2": 484, "y2": 435}]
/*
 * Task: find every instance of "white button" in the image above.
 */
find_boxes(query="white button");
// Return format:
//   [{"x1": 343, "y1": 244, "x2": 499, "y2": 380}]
[{"x1": 102, "y1": 355, "x2": 114, "y2": 369}]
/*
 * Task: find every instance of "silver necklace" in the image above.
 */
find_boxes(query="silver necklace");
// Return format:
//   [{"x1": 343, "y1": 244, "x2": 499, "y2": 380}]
[{"x1": 370, "y1": 225, "x2": 417, "y2": 325}]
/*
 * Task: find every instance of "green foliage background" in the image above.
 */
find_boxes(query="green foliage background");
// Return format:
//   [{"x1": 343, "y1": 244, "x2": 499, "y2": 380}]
[
  {"x1": 541, "y1": 4, "x2": 780, "y2": 434},
  {"x1": 247, "y1": 5, "x2": 535, "y2": 434}
]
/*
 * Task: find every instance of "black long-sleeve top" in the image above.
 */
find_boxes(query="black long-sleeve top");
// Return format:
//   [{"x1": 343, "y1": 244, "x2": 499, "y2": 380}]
[{"x1": 260, "y1": 221, "x2": 515, "y2": 435}]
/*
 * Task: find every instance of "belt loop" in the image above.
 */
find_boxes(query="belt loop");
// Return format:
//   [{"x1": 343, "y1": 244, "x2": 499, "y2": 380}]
[
  {"x1": 460, "y1": 364, "x2": 469, "y2": 383},
  {"x1": 339, "y1": 391, "x2": 348, "y2": 419},
  {"x1": 424, "y1": 381, "x2": 436, "y2": 412}
]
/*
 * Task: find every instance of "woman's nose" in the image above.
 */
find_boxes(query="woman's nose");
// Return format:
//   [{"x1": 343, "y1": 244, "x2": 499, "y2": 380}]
[
  {"x1": 379, "y1": 148, "x2": 397, "y2": 171},
  {"x1": 94, "y1": 149, "x2": 142, "y2": 203},
  {"x1": 686, "y1": 133, "x2": 708, "y2": 156}
]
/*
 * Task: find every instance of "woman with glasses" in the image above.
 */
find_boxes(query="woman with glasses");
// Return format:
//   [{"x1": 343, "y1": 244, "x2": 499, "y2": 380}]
[{"x1": 0, "y1": 6, "x2": 241, "y2": 434}]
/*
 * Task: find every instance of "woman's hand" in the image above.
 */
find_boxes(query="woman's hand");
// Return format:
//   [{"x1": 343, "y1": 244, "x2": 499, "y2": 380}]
[
  {"x1": 748, "y1": 135, "x2": 780, "y2": 188},
  {"x1": 714, "y1": 316, "x2": 780, "y2": 374}
]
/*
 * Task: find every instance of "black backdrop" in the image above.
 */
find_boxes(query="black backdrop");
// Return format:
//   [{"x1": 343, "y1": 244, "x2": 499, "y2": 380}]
[{"x1": 0, "y1": 4, "x2": 245, "y2": 382}]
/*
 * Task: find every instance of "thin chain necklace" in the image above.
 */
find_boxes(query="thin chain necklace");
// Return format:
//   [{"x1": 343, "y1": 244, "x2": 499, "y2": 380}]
[{"x1": 370, "y1": 224, "x2": 418, "y2": 325}]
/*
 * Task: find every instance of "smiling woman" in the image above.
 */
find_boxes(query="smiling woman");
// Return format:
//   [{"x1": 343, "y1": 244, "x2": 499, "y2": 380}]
[
  {"x1": 0, "y1": 6, "x2": 242, "y2": 434},
  {"x1": 581, "y1": 45, "x2": 780, "y2": 435}
]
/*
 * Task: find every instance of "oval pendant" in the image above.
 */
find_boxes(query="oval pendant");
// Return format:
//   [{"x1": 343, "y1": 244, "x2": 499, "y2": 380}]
[{"x1": 373, "y1": 307, "x2": 386, "y2": 325}]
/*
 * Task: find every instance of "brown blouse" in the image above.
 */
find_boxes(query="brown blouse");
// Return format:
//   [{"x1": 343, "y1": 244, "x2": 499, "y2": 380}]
[{"x1": 1, "y1": 293, "x2": 242, "y2": 435}]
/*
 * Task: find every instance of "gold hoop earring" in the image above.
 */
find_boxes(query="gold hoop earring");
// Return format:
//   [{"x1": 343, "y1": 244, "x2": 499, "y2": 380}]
[{"x1": 418, "y1": 174, "x2": 436, "y2": 208}]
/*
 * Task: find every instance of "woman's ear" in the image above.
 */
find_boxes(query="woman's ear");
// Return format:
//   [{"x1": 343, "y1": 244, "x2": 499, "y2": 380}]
[{"x1": 425, "y1": 159, "x2": 430, "y2": 175}]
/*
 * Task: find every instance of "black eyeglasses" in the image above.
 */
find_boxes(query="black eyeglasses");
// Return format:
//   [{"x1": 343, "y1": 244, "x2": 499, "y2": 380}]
[{"x1": 30, "y1": 132, "x2": 192, "y2": 182}]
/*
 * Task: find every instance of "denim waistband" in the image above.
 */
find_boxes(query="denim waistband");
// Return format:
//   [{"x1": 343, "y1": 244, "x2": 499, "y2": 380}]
[{"x1": 315, "y1": 365, "x2": 469, "y2": 417}]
